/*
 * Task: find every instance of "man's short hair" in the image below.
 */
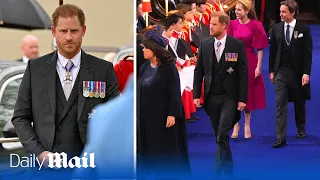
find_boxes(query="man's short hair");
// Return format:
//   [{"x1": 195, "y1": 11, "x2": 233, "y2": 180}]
[
  {"x1": 210, "y1": 11, "x2": 230, "y2": 27},
  {"x1": 195, "y1": 0, "x2": 206, "y2": 6},
  {"x1": 280, "y1": 0, "x2": 299, "y2": 17},
  {"x1": 52, "y1": 4, "x2": 85, "y2": 27},
  {"x1": 168, "y1": 10, "x2": 185, "y2": 20},
  {"x1": 175, "y1": 4, "x2": 192, "y2": 14}
]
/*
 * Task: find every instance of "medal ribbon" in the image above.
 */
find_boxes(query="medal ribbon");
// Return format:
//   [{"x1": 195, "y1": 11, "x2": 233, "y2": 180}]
[
  {"x1": 90, "y1": 81, "x2": 94, "y2": 92},
  {"x1": 65, "y1": 63, "x2": 74, "y2": 72},
  {"x1": 101, "y1": 82, "x2": 105, "y2": 93}
]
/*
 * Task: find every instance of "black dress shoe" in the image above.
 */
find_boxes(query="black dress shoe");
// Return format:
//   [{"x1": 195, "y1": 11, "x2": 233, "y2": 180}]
[
  {"x1": 273, "y1": 140, "x2": 286, "y2": 148},
  {"x1": 297, "y1": 129, "x2": 306, "y2": 138},
  {"x1": 192, "y1": 116, "x2": 199, "y2": 120},
  {"x1": 186, "y1": 119, "x2": 194, "y2": 123}
]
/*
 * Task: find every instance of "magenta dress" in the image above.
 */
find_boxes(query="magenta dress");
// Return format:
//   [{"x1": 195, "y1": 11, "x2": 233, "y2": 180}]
[{"x1": 227, "y1": 19, "x2": 268, "y2": 110}]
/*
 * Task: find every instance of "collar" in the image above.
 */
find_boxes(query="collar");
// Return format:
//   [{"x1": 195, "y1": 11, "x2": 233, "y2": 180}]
[
  {"x1": 214, "y1": 34, "x2": 227, "y2": 45},
  {"x1": 57, "y1": 50, "x2": 81, "y2": 68},
  {"x1": 284, "y1": 19, "x2": 296, "y2": 28},
  {"x1": 22, "y1": 56, "x2": 29, "y2": 63}
]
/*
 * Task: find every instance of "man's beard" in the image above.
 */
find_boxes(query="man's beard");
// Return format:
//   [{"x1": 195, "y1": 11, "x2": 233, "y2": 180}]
[
  {"x1": 56, "y1": 41, "x2": 81, "y2": 56},
  {"x1": 210, "y1": 31, "x2": 221, "y2": 37}
]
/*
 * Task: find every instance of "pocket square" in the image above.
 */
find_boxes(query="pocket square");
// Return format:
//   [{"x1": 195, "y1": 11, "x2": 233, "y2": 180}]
[{"x1": 298, "y1": 33, "x2": 303, "y2": 38}]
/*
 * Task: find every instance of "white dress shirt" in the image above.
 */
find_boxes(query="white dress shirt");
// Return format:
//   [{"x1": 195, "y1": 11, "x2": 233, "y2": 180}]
[
  {"x1": 169, "y1": 31, "x2": 181, "y2": 52},
  {"x1": 284, "y1": 19, "x2": 296, "y2": 44},
  {"x1": 22, "y1": 56, "x2": 29, "y2": 63},
  {"x1": 56, "y1": 50, "x2": 81, "y2": 88}
]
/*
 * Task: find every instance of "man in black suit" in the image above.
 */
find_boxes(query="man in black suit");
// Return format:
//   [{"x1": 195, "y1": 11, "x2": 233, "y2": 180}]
[
  {"x1": 193, "y1": 11, "x2": 248, "y2": 177},
  {"x1": 11, "y1": 4, "x2": 119, "y2": 168},
  {"x1": 269, "y1": 0, "x2": 312, "y2": 148}
]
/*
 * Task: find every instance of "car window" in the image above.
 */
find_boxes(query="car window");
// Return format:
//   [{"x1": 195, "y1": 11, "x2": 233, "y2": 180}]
[{"x1": 0, "y1": 77, "x2": 22, "y2": 137}]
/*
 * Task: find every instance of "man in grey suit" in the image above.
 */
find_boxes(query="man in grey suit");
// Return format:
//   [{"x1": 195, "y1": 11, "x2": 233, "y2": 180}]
[{"x1": 11, "y1": 4, "x2": 119, "y2": 168}]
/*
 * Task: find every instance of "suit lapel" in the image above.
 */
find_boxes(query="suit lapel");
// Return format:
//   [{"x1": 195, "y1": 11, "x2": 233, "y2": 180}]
[
  {"x1": 177, "y1": 39, "x2": 186, "y2": 59},
  {"x1": 44, "y1": 52, "x2": 57, "y2": 120},
  {"x1": 278, "y1": 22, "x2": 284, "y2": 51},
  {"x1": 219, "y1": 36, "x2": 229, "y2": 73},
  {"x1": 77, "y1": 51, "x2": 95, "y2": 121},
  {"x1": 55, "y1": 72, "x2": 67, "y2": 108},
  {"x1": 291, "y1": 21, "x2": 300, "y2": 54},
  {"x1": 207, "y1": 37, "x2": 214, "y2": 70}
]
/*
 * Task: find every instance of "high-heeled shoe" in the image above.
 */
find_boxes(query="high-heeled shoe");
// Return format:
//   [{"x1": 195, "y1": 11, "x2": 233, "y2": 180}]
[
  {"x1": 231, "y1": 125, "x2": 240, "y2": 139},
  {"x1": 244, "y1": 125, "x2": 252, "y2": 139}
]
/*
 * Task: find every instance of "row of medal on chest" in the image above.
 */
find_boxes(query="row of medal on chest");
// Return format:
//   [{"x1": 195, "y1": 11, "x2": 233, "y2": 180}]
[{"x1": 82, "y1": 81, "x2": 106, "y2": 98}]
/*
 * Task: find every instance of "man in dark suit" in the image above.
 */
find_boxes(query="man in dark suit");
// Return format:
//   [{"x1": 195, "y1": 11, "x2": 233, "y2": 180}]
[
  {"x1": 269, "y1": 0, "x2": 312, "y2": 148},
  {"x1": 11, "y1": 4, "x2": 119, "y2": 169},
  {"x1": 17, "y1": 34, "x2": 39, "y2": 63},
  {"x1": 193, "y1": 11, "x2": 248, "y2": 177}
]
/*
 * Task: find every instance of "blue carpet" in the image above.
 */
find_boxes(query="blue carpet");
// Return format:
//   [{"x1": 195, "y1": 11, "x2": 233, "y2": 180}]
[{"x1": 187, "y1": 25, "x2": 320, "y2": 179}]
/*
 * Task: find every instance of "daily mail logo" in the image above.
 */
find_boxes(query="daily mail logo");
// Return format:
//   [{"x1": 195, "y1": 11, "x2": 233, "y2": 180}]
[{"x1": 10, "y1": 152, "x2": 95, "y2": 170}]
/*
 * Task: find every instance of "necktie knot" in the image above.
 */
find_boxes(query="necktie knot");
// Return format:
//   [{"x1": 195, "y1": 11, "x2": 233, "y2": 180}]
[
  {"x1": 216, "y1": 41, "x2": 222, "y2": 53},
  {"x1": 65, "y1": 60, "x2": 74, "y2": 71},
  {"x1": 217, "y1": 41, "x2": 222, "y2": 48},
  {"x1": 63, "y1": 60, "x2": 74, "y2": 100}
]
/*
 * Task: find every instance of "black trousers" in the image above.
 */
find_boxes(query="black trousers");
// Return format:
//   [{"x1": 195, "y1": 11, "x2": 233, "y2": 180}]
[
  {"x1": 207, "y1": 93, "x2": 237, "y2": 177},
  {"x1": 274, "y1": 67, "x2": 306, "y2": 141}
]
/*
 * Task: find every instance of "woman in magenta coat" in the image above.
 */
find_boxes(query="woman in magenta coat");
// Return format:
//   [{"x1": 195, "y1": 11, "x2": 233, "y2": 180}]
[{"x1": 227, "y1": 0, "x2": 268, "y2": 139}]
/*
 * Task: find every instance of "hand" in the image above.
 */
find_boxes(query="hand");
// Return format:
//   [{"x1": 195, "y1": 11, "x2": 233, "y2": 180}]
[
  {"x1": 255, "y1": 67, "x2": 261, "y2": 78},
  {"x1": 166, "y1": 116, "x2": 175, "y2": 128},
  {"x1": 38, "y1": 151, "x2": 55, "y2": 168},
  {"x1": 237, "y1": 102, "x2": 246, "y2": 111},
  {"x1": 302, "y1": 74, "x2": 310, "y2": 86},
  {"x1": 269, "y1": 72, "x2": 274, "y2": 84},
  {"x1": 194, "y1": 98, "x2": 201, "y2": 108},
  {"x1": 176, "y1": 66, "x2": 182, "y2": 71}
]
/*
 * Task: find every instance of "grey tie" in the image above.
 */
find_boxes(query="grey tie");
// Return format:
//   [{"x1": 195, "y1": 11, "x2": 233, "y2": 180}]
[
  {"x1": 63, "y1": 60, "x2": 74, "y2": 100},
  {"x1": 216, "y1": 41, "x2": 222, "y2": 62}
]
